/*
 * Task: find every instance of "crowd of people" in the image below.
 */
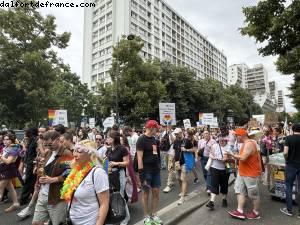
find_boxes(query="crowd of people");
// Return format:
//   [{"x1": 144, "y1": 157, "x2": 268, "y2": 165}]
[{"x1": 0, "y1": 120, "x2": 299, "y2": 225}]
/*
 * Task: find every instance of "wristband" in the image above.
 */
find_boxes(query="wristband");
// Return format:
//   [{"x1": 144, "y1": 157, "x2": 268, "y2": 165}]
[{"x1": 138, "y1": 169, "x2": 143, "y2": 173}]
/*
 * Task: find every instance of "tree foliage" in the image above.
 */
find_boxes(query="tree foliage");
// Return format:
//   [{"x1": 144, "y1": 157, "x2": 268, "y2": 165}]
[
  {"x1": 241, "y1": 0, "x2": 300, "y2": 110},
  {"x1": 0, "y1": 1, "x2": 94, "y2": 127},
  {"x1": 97, "y1": 36, "x2": 166, "y2": 127}
]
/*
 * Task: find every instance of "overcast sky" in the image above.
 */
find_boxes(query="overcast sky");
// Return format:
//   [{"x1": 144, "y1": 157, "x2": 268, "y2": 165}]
[{"x1": 40, "y1": 0, "x2": 296, "y2": 112}]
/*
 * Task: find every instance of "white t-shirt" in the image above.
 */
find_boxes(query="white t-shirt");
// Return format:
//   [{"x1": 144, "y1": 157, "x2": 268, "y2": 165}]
[
  {"x1": 211, "y1": 144, "x2": 228, "y2": 170},
  {"x1": 198, "y1": 138, "x2": 216, "y2": 157},
  {"x1": 97, "y1": 145, "x2": 107, "y2": 158},
  {"x1": 128, "y1": 133, "x2": 139, "y2": 157},
  {"x1": 40, "y1": 151, "x2": 57, "y2": 196},
  {"x1": 70, "y1": 167, "x2": 109, "y2": 225}
]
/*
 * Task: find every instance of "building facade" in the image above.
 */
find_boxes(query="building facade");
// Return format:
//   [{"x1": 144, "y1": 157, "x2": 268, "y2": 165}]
[
  {"x1": 277, "y1": 90, "x2": 285, "y2": 112},
  {"x1": 246, "y1": 64, "x2": 270, "y2": 95},
  {"x1": 227, "y1": 64, "x2": 247, "y2": 88},
  {"x1": 82, "y1": 0, "x2": 228, "y2": 91}
]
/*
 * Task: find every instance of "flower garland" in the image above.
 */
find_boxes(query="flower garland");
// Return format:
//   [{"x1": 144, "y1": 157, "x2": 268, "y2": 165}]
[{"x1": 60, "y1": 161, "x2": 95, "y2": 202}]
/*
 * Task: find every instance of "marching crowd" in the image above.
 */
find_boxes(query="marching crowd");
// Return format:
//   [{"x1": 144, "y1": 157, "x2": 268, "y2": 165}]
[{"x1": 0, "y1": 120, "x2": 299, "y2": 225}]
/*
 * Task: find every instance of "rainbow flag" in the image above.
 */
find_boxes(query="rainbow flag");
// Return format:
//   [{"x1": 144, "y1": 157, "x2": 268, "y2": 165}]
[
  {"x1": 48, "y1": 109, "x2": 56, "y2": 126},
  {"x1": 199, "y1": 112, "x2": 203, "y2": 124},
  {"x1": 102, "y1": 158, "x2": 109, "y2": 173}
]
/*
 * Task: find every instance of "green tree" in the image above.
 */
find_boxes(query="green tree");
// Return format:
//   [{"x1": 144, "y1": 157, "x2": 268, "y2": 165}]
[
  {"x1": 225, "y1": 85, "x2": 263, "y2": 124},
  {"x1": 241, "y1": 0, "x2": 300, "y2": 110},
  {"x1": 0, "y1": 1, "x2": 70, "y2": 127},
  {"x1": 97, "y1": 36, "x2": 166, "y2": 127},
  {"x1": 159, "y1": 61, "x2": 200, "y2": 123},
  {"x1": 49, "y1": 66, "x2": 95, "y2": 125}
]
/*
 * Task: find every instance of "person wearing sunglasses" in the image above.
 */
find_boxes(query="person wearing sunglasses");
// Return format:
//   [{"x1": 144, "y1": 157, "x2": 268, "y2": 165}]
[
  {"x1": 61, "y1": 139, "x2": 109, "y2": 225},
  {"x1": 32, "y1": 131, "x2": 73, "y2": 225},
  {"x1": 0, "y1": 133, "x2": 21, "y2": 212}
]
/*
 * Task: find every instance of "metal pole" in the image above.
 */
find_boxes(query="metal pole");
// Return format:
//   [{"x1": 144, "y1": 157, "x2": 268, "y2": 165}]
[{"x1": 115, "y1": 37, "x2": 120, "y2": 126}]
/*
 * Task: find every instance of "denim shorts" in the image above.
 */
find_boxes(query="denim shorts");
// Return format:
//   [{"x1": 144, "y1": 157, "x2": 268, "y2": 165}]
[{"x1": 140, "y1": 172, "x2": 161, "y2": 191}]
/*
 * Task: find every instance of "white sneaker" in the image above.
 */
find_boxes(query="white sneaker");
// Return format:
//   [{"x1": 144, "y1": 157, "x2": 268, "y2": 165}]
[
  {"x1": 178, "y1": 193, "x2": 189, "y2": 197},
  {"x1": 177, "y1": 197, "x2": 184, "y2": 205},
  {"x1": 163, "y1": 186, "x2": 171, "y2": 193},
  {"x1": 17, "y1": 206, "x2": 34, "y2": 218}
]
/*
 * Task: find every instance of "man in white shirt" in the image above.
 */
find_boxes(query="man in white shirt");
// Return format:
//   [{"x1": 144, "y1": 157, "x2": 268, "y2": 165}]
[
  {"x1": 88, "y1": 128, "x2": 98, "y2": 142},
  {"x1": 161, "y1": 125, "x2": 176, "y2": 193},
  {"x1": 123, "y1": 126, "x2": 139, "y2": 159}
]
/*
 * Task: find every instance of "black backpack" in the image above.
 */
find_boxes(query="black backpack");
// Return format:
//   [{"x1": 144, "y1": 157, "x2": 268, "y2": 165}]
[{"x1": 160, "y1": 132, "x2": 171, "y2": 152}]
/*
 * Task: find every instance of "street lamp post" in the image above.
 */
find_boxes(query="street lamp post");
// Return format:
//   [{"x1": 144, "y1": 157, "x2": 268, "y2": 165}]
[{"x1": 115, "y1": 34, "x2": 135, "y2": 126}]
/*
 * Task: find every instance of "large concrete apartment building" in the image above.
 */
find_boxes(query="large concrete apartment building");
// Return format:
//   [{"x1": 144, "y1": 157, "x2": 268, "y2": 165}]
[{"x1": 82, "y1": 0, "x2": 228, "y2": 91}]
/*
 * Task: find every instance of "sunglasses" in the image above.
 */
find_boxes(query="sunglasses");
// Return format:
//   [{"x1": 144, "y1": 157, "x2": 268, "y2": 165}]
[{"x1": 96, "y1": 138, "x2": 102, "y2": 141}]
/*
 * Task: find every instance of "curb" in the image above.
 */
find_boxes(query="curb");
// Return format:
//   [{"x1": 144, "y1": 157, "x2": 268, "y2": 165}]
[
  {"x1": 163, "y1": 176, "x2": 236, "y2": 225},
  {"x1": 163, "y1": 197, "x2": 208, "y2": 225}
]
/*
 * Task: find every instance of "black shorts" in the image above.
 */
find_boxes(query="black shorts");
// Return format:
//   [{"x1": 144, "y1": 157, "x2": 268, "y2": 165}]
[
  {"x1": 0, "y1": 163, "x2": 18, "y2": 180},
  {"x1": 210, "y1": 167, "x2": 230, "y2": 195}
]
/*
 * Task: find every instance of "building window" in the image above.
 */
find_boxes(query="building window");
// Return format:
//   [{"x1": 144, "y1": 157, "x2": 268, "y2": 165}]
[
  {"x1": 93, "y1": 9, "x2": 99, "y2": 17},
  {"x1": 106, "y1": 47, "x2": 112, "y2": 54},
  {"x1": 131, "y1": 0, "x2": 138, "y2": 9},
  {"x1": 139, "y1": 5, "x2": 146, "y2": 15},
  {"x1": 106, "y1": 11, "x2": 112, "y2": 20},
  {"x1": 106, "y1": 34, "x2": 112, "y2": 42},
  {"x1": 99, "y1": 38, "x2": 105, "y2": 45},
  {"x1": 131, "y1": 22, "x2": 138, "y2": 31},
  {"x1": 106, "y1": 23, "x2": 112, "y2": 31},
  {"x1": 131, "y1": 11, "x2": 138, "y2": 20},
  {"x1": 106, "y1": 0, "x2": 112, "y2": 8}
]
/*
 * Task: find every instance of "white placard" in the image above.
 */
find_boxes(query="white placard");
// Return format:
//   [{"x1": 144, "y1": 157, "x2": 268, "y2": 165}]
[
  {"x1": 202, "y1": 113, "x2": 214, "y2": 125},
  {"x1": 89, "y1": 118, "x2": 95, "y2": 128},
  {"x1": 210, "y1": 117, "x2": 219, "y2": 128},
  {"x1": 252, "y1": 114, "x2": 265, "y2": 125},
  {"x1": 103, "y1": 117, "x2": 115, "y2": 128},
  {"x1": 159, "y1": 103, "x2": 176, "y2": 125},
  {"x1": 52, "y1": 110, "x2": 68, "y2": 127},
  {"x1": 183, "y1": 119, "x2": 191, "y2": 129}
]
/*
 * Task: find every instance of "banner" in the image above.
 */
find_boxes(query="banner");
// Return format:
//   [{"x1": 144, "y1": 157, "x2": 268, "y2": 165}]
[
  {"x1": 48, "y1": 109, "x2": 68, "y2": 127},
  {"x1": 89, "y1": 118, "x2": 95, "y2": 128},
  {"x1": 183, "y1": 119, "x2": 191, "y2": 129},
  {"x1": 210, "y1": 117, "x2": 219, "y2": 128},
  {"x1": 202, "y1": 113, "x2": 214, "y2": 125},
  {"x1": 103, "y1": 117, "x2": 115, "y2": 128},
  {"x1": 252, "y1": 114, "x2": 265, "y2": 125},
  {"x1": 159, "y1": 103, "x2": 176, "y2": 125}
]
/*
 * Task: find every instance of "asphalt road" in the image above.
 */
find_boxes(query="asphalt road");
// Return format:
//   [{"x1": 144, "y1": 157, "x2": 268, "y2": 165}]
[
  {"x1": 0, "y1": 162, "x2": 204, "y2": 225},
  {"x1": 177, "y1": 179, "x2": 299, "y2": 225}
]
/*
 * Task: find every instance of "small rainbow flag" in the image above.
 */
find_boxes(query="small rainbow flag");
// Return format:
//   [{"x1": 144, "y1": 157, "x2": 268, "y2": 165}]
[
  {"x1": 102, "y1": 158, "x2": 109, "y2": 173},
  {"x1": 48, "y1": 109, "x2": 56, "y2": 126},
  {"x1": 199, "y1": 113, "x2": 203, "y2": 124}
]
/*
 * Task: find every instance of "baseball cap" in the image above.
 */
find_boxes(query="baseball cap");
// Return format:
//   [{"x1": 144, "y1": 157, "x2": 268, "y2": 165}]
[
  {"x1": 145, "y1": 120, "x2": 161, "y2": 129},
  {"x1": 173, "y1": 128, "x2": 182, "y2": 134},
  {"x1": 234, "y1": 128, "x2": 248, "y2": 136}
]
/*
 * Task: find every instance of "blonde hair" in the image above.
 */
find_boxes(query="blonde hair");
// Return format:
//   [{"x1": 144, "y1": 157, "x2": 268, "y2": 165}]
[{"x1": 72, "y1": 140, "x2": 98, "y2": 167}]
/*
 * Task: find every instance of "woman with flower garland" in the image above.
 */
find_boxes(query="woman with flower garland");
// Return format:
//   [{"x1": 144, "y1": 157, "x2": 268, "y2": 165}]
[
  {"x1": 0, "y1": 133, "x2": 21, "y2": 212},
  {"x1": 61, "y1": 139, "x2": 109, "y2": 225}
]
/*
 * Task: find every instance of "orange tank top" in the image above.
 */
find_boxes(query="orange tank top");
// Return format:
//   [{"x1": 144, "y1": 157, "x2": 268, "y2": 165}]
[{"x1": 238, "y1": 140, "x2": 262, "y2": 177}]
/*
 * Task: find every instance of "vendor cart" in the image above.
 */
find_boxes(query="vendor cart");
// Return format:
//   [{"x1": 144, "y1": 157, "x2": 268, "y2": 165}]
[{"x1": 268, "y1": 153, "x2": 298, "y2": 201}]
